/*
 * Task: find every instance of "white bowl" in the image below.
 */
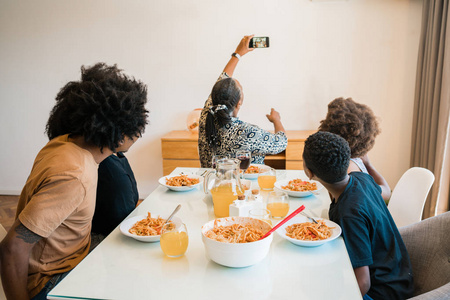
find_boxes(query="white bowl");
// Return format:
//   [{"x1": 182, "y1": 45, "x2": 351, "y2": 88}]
[
  {"x1": 158, "y1": 174, "x2": 203, "y2": 192},
  {"x1": 201, "y1": 217, "x2": 273, "y2": 268},
  {"x1": 120, "y1": 214, "x2": 182, "y2": 243},
  {"x1": 243, "y1": 164, "x2": 270, "y2": 180},
  {"x1": 276, "y1": 215, "x2": 341, "y2": 247},
  {"x1": 274, "y1": 179, "x2": 324, "y2": 198}
]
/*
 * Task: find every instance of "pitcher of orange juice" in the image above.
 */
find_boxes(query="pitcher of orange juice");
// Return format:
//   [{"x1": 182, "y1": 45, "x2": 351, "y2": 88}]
[{"x1": 204, "y1": 158, "x2": 245, "y2": 218}]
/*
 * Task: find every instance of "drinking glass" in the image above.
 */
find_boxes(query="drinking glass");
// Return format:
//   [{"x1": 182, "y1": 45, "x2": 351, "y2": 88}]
[
  {"x1": 249, "y1": 208, "x2": 273, "y2": 226},
  {"x1": 235, "y1": 150, "x2": 251, "y2": 173},
  {"x1": 160, "y1": 221, "x2": 189, "y2": 258},
  {"x1": 240, "y1": 179, "x2": 252, "y2": 196},
  {"x1": 211, "y1": 155, "x2": 228, "y2": 169},
  {"x1": 267, "y1": 190, "x2": 289, "y2": 219},
  {"x1": 257, "y1": 167, "x2": 277, "y2": 190}
]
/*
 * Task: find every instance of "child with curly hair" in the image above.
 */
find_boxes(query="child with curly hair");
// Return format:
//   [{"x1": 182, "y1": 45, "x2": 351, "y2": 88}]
[{"x1": 319, "y1": 97, "x2": 391, "y2": 202}]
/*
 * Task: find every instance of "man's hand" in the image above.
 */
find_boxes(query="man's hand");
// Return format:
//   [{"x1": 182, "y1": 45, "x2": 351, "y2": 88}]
[{"x1": 0, "y1": 219, "x2": 42, "y2": 300}]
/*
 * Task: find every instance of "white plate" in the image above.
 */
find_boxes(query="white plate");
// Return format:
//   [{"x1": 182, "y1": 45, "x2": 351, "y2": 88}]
[
  {"x1": 158, "y1": 174, "x2": 203, "y2": 191},
  {"x1": 274, "y1": 179, "x2": 323, "y2": 198},
  {"x1": 243, "y1": 164, "x2": 271, "y2": 180},
  {"x1": 276, "y1": 215, "x2": 341, "y2": 247},
  {"x1": 119, "y1": 214, "x2": 181, "y2": 243}
]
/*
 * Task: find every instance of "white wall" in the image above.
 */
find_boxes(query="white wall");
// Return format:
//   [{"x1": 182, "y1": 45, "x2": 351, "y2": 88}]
[{"x1": 0, "y1": 0, "x2": 423, "y2": 198}]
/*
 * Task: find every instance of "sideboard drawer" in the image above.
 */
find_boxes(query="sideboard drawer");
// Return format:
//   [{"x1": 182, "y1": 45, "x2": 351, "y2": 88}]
[
  {"x1": 286, "y1": 142, "x2": 304, "y2": 160},
  {"x1": 161, "y1": 141, "x2": 199, "y2": 159}
]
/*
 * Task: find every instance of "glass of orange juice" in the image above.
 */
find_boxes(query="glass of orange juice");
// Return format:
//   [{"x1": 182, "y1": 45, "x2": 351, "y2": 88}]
[
  {"x1": 267, "y1": 191, "x2": 289, "y2": 219},
  {"x1": 258, "y1": 167, "x2": 277, "y2": 190},
  {"x1": 249, "y1": 208, "x2": 273, "y2": 226},
  {"x1": 160, "y1": 220, "x2": 189, "y2": 258}
]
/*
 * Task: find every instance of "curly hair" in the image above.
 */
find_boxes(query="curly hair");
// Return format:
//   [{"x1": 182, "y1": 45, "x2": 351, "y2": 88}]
[
  {"x1": 205, "y1": 77, "x2": 242, "y2": 149},
  {"x1": 46, "y1": 63, "x2": 149, "y2": 152},
  {"x1": 303, "y1": 131, "x2": 350, "y2": 184},
  {"x1": 318, "y1": 97, "x2": 380, "y2": 158}
]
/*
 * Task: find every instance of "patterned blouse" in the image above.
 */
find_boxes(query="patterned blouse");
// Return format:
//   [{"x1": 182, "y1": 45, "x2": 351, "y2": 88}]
[{"x1": 198, "y1": 72, "x2": 288, "y2": 168}]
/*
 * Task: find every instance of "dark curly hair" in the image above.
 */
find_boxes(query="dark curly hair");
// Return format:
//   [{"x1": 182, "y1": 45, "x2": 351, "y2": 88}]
[
  {"x1": 46, "y1": 63, "x2": 148, "y2": 152},
  {"x1": 318, "y1": 97, "x2": 380, "y2": 158},
  {"x1": 205, "y1": 77, "x2": 242, "y2": 149},
  {"x1": 303, "y1": 131, "x2": 350, "y2": 184}
]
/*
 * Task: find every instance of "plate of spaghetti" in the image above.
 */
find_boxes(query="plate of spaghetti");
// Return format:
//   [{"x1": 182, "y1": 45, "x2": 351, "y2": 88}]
[
  {"x1": 119, "y1": 212, "x2": 179, "y2": 242},
  {"x1": 274, "y1": 179, "x2": 323, "y2": 197},
  {"x1": 159, "y1": 174, "x2": 203, "y2": 191},
  {"x1": 276, "y1": 215, "x2": 341, "y2": 247},
  {"x1": 243, "y1": 164, "x2": 270, "y2": 180}
]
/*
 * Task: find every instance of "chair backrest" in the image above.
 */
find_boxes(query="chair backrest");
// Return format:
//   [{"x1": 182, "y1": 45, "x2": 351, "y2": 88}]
[
  {"x1": 399, "y1": 211, "x2": 450, "y2": 297},
  {"x1": 0, "y1": 224, "x2": 7, "y2": 300},
  {"x1": 388, "y1": 167, "x2": 435, "y2": 228}
]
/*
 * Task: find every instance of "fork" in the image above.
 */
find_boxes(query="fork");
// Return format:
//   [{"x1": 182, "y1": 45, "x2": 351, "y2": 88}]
[{"x1": 300, "y1": 211, "x2": 318, "y2": 224}]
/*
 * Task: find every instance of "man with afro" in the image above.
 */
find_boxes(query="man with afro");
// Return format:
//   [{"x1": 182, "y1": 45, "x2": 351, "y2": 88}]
[{"x1": 0, "y1": 63, "x2": 148, "y2": 300}]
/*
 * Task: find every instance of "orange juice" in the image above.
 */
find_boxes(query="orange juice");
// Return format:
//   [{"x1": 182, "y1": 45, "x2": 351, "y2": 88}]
[
  {"x1": 267, "y1": 202, "x2": 289, "y2": 218},
  {"x1": 210, "y1": 183, "x2": 244, "y2": 217},
  {"x1": 160, "y1": 231, "x2": 189, "y2": 257},
  {"x1": 258, "y1": 175, "x2": 276, "y2": 190}
]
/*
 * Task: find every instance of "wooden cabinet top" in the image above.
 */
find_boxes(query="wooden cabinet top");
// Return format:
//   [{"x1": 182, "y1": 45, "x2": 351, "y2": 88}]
[{"x1": 161, "y1": 130, "x2": 317, "y2": 142}]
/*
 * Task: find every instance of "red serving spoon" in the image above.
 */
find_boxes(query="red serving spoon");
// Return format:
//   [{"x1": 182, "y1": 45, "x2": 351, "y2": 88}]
[{"x1": 259, "y1": 205, "x2": 306, "y2": 240}]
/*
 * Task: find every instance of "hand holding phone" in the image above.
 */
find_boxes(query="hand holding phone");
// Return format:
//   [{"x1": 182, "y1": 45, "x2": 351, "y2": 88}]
[
  {"x1": 249, "y1": 37, "x2": 270, "y2": 48},
  {"x1": 234, "y1": 35, "x2": 255, "y2": 57}
]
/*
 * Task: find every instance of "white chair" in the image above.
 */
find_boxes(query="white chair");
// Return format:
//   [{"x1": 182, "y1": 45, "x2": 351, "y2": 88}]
[
  {"x1": 388, "y1": 167, "x2": 435, "y2": 228},
  {"x1": 0, "y1": 224, "x2": 7, "y2": 300}
]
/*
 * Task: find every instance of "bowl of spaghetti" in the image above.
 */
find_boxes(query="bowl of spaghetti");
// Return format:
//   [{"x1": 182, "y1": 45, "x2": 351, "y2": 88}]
[
  {"x1": 119, "y1": 212, "x2": 180, "y2": 242},
  {"x1": 243, "y1": 164, "x2": 270, "y2": 180},
  {"x1": 274, "y1": 179, "x2": 323, "y2": 198},
  {"x1": 159, "y1": 174, "x2": 203, "y2": 192},
  {"x1": 276, "y1": 215, "x2": 341, "y2": 247},
  {"x1": 201, "y1": 217, "x2": 273, "y2": 268}
]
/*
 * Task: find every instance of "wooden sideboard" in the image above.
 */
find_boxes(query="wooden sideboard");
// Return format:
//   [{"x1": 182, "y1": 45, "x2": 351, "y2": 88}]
[{"x1": 161, "y1": 130, "x2": 316, "y2": 175}]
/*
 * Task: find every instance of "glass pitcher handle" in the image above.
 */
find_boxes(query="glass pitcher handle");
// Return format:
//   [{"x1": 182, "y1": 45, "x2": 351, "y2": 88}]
[{"x1": 203, "y1": 169, "x2": 216, "y2": 194}]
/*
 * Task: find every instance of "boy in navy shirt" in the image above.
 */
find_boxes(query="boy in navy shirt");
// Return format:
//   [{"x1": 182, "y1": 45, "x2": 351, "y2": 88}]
[{"x1": 302, "y1": 131, "x2": 413, "y2": 300}]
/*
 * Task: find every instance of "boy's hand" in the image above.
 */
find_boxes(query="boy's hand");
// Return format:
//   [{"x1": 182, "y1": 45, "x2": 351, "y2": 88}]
[
  {"x1": 235, "y1": 35, "x2": 255, "y2": 57},
  {"x1": 266, "y1": 108, "x2": 281, "y2": 123}
]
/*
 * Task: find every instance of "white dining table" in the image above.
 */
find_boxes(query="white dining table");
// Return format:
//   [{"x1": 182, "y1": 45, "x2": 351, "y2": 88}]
[{"x1": 48, "y1": 168, "x2": 362, "y2": 300}]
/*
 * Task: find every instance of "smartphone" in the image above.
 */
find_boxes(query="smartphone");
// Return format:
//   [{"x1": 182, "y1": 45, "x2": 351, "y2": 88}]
[{"x1": 249, "y1": 37, "x2": 269, "y2": 48}]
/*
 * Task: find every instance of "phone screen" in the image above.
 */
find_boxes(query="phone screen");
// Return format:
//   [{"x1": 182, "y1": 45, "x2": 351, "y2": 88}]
[{"x1": 250, "y1": 37, "x2": 269, "y2": 48}]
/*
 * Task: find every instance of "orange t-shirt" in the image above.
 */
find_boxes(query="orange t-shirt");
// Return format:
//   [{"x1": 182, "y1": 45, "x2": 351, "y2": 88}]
[{"x1": 16, "y1": 134, "x2": 98, "y2": 298}]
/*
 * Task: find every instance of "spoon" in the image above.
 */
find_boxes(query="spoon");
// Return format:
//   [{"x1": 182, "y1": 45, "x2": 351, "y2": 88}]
[
  {"x1": 164, "y1": 204, "x2": 181, "y2": 225},
  {"x1": 259, "y1": 205, "x2": 305, "y2": 240}
]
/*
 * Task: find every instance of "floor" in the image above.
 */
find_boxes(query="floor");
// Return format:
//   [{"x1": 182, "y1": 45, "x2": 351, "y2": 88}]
[{"x1": 0, "y1": 195, "x2": 18, "y2": 231}]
